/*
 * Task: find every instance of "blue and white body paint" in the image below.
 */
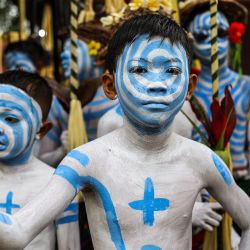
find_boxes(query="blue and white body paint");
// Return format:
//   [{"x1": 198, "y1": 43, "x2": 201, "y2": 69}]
[
  {"x1": 115, "y1": 35, "x2": 189, "y2": 135},
  {"x1": 61, "y1": 39, "x2": 103, "y2": 81},
  {"x1": 46, "y1": 87, "x2": 118, "y2": 144},
  {"x1": 0, "y1": 84, "x2": 42, "y2": 165},
  {"x1": 188, "y1": 11, "x2": 250, "y2": 172},
  {"x1": 4, "y1": 52, "x2": 36, "y2": 73}
]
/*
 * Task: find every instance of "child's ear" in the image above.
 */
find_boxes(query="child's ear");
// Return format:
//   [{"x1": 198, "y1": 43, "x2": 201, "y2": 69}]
[
  {"x1": 186, "y1": 74, "x2": 197, "y2": 101},
  {"x1": 102, "y1": 71, "x2": 117, "y2": 100},
  {"x1": 37, "y1": 121, "x2": 53, "y2": 139}
]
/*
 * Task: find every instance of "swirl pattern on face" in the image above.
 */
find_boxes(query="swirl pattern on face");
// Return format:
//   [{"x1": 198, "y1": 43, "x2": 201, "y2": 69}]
[
  {"x1": 5, "y1": 52, "x2": 36, "y2": 73},
  {"x1": 188, "y1": 11, "x2": 229, "y2": 61},
  {"x1": 115, "y1": 35, "x2": 189, "y2": 134},
  {"x1": 0, "y1": 85, "x2": 42, "y2": 163}
]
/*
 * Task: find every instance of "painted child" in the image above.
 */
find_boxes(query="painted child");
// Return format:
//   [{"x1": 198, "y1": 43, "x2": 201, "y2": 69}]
[
  {"x1": 0, "y1": 15, "x2": 250, "y2": 250},
  {"x1": 0, "y1": 70, "x2": 80, "y2": 250},
  {"x1": 185, "y1": 5, "x2": 250, "y2": 178},
  {"x1": 3, "y1": 40, "x2": 50, "y2": 73},
  {"x1": 39, "y1": 35, "x2": 117, "y2": 166}
]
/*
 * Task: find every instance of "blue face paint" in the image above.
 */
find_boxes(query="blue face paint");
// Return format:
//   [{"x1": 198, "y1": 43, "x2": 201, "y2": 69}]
[
  {"x1": 0, "y1": 192, "x2": 20, "y2": 214},
  {"x1": 115, "y1": 35, "x2": 189, "y2": 135},
  {"x1": 141, "y1": 245, "x2": 162, "y2": 250},
  {"x1": 0, "y1": 85, "x2": 42, "y2": 165},
  {"x1": 4, "y1": 52, "x2": 36, "y2": 73},
  {"x1": 188, "y1": 11, "x2": 229, "y2": 62},
  {"x1": 61, "y1": 39, "x2": 103, "y2": 81},
  {"x1": 128, "y1": 177, "x2": 170, "y2": 226},
  {"x1": 212, "y1": 153, "x2": 232, "y2": 185},
  {"x1": 54, "y1": 164, "x2": 126, "y2": 250}
]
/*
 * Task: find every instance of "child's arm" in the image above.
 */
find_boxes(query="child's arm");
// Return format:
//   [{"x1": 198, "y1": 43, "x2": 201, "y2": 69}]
[
  {"x1": 56, "y1": 197, "x2": 80, "y2": 250},
  {"x1": 204, "y1": 151, "x2": 250, "y2": 249},
  {"x1": 0, "y1": 148, "x2": 89, "y2": 250}
]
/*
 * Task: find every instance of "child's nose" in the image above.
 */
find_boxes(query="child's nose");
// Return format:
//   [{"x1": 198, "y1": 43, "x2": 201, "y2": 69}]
[
  {"x1": 147, "y1": 86, "x2": 167, "y2": 95},
  {"x1": 0, "y1": 128, "x2": 4, "y2": 135}
]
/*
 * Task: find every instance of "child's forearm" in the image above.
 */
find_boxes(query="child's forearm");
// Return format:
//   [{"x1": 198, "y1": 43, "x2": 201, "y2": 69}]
[{"x1": 0, "y1": 176, "x2": 76, "y2": 250}]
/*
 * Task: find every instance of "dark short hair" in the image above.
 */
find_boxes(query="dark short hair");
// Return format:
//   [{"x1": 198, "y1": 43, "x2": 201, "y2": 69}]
[
  {"x1": 0, "y1": 70, "x2": 52, "y2": 120},
  {"x1": 4, "y1": 40, "x2": 50, "y2": 68},
  {"x1": 106, "y1": 14, "x2": 193, "y2": 73}
]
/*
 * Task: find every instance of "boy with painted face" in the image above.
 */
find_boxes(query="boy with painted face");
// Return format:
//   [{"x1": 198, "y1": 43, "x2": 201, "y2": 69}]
[
  {"x1": 0, "y1": 70, "x2": 80, "y2": 250},
  {"x1": 0, "y1": 15, "x2": 250, "y2": 250}
]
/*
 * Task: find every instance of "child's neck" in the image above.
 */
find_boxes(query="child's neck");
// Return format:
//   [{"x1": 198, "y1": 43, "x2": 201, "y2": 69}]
[{"x1": 121, "y1": 117, "x2": 172, "y2": 152}]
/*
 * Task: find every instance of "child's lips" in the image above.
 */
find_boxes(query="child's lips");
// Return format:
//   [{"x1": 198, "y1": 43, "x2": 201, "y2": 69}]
[{"x1": 142, "y1": 102, "x2": 169, "y2": 110}]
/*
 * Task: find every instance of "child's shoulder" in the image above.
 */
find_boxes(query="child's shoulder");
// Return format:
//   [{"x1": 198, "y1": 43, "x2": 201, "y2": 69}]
[
  {"x1": 172, "y1": 133, "x2": 214, "y2": 163},
  {"x1": 29, "y1": 157, "x2": 54, "y2": 176}
]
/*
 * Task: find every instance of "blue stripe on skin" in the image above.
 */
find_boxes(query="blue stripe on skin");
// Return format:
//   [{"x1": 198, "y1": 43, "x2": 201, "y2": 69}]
[
  {"x1": 47, "y1": 132, "x2": 61, "y2": 145},
  {"x1": 0, "y1": 212, "x2": 12, "y2": 225},
  {"x1": 141, "y1": 245, "x2": 162, "y2": 250},
  {"x1": 56, "y1": 215, "x2": 78, "y2": 225},
  {"x1": 212, "y1": 153, "x2": 232, "y2": 185},
  {"x1": 54, "y1": 165, "x2": 126, "y2": 250},
  {"x1": 64, "y1": 202, "x2": 78, "y2": 213},
  {"x1": 129, "y1": 177, "x2": 169, "y2": 226},
  {"x1": 67, "y1": 150, "x2": 89, "y2": 167}
]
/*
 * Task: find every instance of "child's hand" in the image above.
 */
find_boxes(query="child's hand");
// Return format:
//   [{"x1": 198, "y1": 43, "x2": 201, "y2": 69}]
[
  {"x1": 60, "y1": 130, "x2": 69, "y2": 152},
  {"x1": 192, "y1": 202, "x2": 223, "y2": 231}
]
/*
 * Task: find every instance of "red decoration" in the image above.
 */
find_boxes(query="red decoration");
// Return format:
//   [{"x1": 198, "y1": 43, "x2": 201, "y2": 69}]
[
  {"x1": 228, "y1": 22, "x2": 246, "y2": 44},
  {"x1": 189, "y1": 85, "x2": 236, "y2": 150}
]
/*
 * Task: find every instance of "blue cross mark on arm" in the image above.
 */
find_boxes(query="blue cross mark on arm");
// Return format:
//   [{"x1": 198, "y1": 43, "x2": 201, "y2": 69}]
[
  {"x1": 0, "y1": 192, "x2": 20, "y2": 214},
  {"x1": 128, "y1": 177, "x2": 170, "y2": 226}
]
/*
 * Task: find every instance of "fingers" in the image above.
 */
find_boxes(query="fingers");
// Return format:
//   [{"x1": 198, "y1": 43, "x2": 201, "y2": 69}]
[
  {"x1": 209, "y1": 210, "x2": 223, "y2": 222},
  {"x1": 210, "y1": 202, "x2": 223, "y2": 210},
  {"x1": 202, "y1": 223, "x2": 214, "y2": 232},
  {"x1": 205, "y1": 217, "x2": 220, "y2": 227}
]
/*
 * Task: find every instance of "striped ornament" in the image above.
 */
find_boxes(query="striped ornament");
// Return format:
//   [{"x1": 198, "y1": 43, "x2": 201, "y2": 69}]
[{"x1": 210, "y1": 0, "x2": 219, "y2": 99}]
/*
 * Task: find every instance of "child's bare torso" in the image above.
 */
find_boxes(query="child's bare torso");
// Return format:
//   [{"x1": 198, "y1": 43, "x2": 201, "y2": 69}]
[
  {"x1": 78, "y1": 129, "x2": 206, "y2": 250},
  {"x1": 0, "y1": 158, "x2": 55, "y2": 250}
]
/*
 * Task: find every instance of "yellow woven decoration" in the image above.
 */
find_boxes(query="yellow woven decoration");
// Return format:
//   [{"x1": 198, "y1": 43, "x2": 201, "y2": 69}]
[
  {"x1": 18, "y1": 0, "x2": 26, "y2": 41},
  {"x1": 40, "y1": 4, "x2": 54, "y2": 78},
  {"x1": 78, "y1": 0, "x2": 95, "y2": 23},
  {"x1": 68, "y1": 95, "x2": 88, "y2": 151},
  {"x1": 68, "y1": 0, "x2": 88, "y2": 151}
]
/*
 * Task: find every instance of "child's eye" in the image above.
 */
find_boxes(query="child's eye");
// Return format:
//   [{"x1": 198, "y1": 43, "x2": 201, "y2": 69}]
[
  {"x1": 5, "y1": 117, "x2": 19, "y2": 123},
  {"x1": 129, "y1": 66, "x2": 147, "y2": 74},
  {"x1": 166, "y1": 67, "x2": 181, "y2": 75}
]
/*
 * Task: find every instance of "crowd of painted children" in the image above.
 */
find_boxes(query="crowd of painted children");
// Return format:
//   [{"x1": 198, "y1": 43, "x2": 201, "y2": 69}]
[{"x1": 0, "y1": 0, "x2": 250, "y2": 249}]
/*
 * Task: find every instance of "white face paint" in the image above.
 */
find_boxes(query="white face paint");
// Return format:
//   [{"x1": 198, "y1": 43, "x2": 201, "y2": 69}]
[
  {"x1": 188, "y1": 11, "x2": 229, "y2": 62},
  {"x1": 115, "y1": 35, "x2": 189, "y2": 135},
  {"x1": 0, "y1": 85, "x2": 42, "y2": 165}
]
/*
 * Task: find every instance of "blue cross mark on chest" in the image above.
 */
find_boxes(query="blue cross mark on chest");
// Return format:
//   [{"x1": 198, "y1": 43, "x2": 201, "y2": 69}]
[
  {"x1": 0, "y1": 192, "x2": 20, "y2": 214},
  {"x1": 128, "y1": 177, "x2": 170, "y2": 226}
]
